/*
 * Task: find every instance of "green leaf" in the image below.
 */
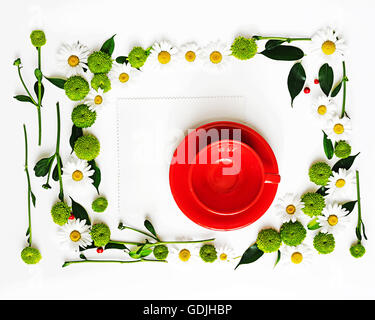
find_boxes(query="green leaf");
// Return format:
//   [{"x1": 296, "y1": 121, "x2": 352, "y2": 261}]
[
  {"x1": 356, "y1": 226, "x2": 362, "y2": 241},
  {"x1": 100, "y1": 34, "x2": 116, "y2": 56},
  {"x1": 274, "y1": 250, "x2": 281, "y2": 268},
  {"x1": 88, "y1": 160, "x2": 101, "y2": 194},
  {"x1": 44, "y1": 76, "x2": 66, "y2": 89},
  {"x1": 70, "y1": 197, "x2": 91, "y2": 225},
  {"x1": 79, "y1": 254, "x2": 87, "y2": 260},
  {"x1": 316, "y1": 186, "x2": 328, "y2": 197},
  {"x1": 319, "y1": 63, "x2": 334, "y2": 96},
  {"x1": 260, "y1": 45, "x2": 304, "y2": 61},
  {"x1": 265, "y1": 40, "x2": 286, "y2": 50},
  {"x1": 33, "y1": 155, "x2": 54, "y2": 177},
  {"x1": 52, "y1": 157, "x2": 63, "y2": 181},
  {"x1": 34, "y1": 68, "x2": 43, "y2": 81},
  {"x1": 129, "y1": 246, "x2": 153, "y2": 259},
  {"x1": 307, "y1": 218, "x2": 321, "y2": 230},
  {"x1": 105, "y1": 242, "x2": 128, "y2": 251},
  {"x1": 69, "y1": 125, "x2": 83, "y2": 152},
  {"x1": 13, "y1": 95, "x2": 35, "y2": 104},
  {"x1": 235, "y1": 243, "x2": 264, "y2": 270},
  {"x1": 144, "y1": 220, "x2": 159, "y2": 239},
  {"x1": 30, "y1": 191, "x2": 36, "y2": 207},
  {"x1": 342, "y1": 200, "x2": 357, "y2": 215},
  {"x1": 287, "y1": 62, "x2": 306, "y2": 106},
  {"x1": 332, "y1": 153, "x2": 360, "y2": 173},
  {"x1": 331, "y1": 81, "x2": 342, "y2": 97},
  {"x1": 33, "y1": 81, "x2": 45, "y2": 102},
  {"x1": 115, "y1": 56, "x2": 127, "y2": 64},
  {"x1": 323, "y1": 131, "x2": 334, "y2": 160}
]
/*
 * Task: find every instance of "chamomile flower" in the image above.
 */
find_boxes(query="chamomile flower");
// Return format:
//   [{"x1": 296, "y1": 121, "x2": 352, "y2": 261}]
[
  {"x1": 58, "y1": 219, "x2": 92, "y2": 251},
  {"x1": 310, "y1": 27, "x2": 346, "y2": 62},
  {"x1": 84, "y1": 88, "x2": 111, "y2": 112},
  {"x1": 324, "y1": 114, "x2": 352, "y2": 142},
  {"x1": 216, "y1": 245, "x2": 236, "y2": 263},
  {"x1": 169, "y1": 242, "x2": 199, "y2": 264},
  {"x1": 57, "y1": 42, "x2": 91, "y2": 77},
  {"x1": 326, "y1": 168, "x2": 356, "y2": 198},
  {"x1": 108, "y1": 62, "x2": 140, "y2": 87},
  {"x1": 275, "y1": 193, "x2": 305, "y2": 222},
  {"x1": 311, "y1": 96, "x2": 336, "y2": 120},
  {"x1": 318, "y1": 203, "x2": 350, "y2": 234},
  {"x1": 202, "y1": 41, "x2": 232, "y2": 71},
  {"x1": 178, "y1": 42, "x2": 202, "y2": 66},
  {"x1": 62, "y1": 156, "x2": 94, "y2": 189},
  {"x1": 147, "y1": 41, "x2": 178, "y2": 69},
  {"x1": 280, "y1": 243, "x2": 313, "y2": 266}
]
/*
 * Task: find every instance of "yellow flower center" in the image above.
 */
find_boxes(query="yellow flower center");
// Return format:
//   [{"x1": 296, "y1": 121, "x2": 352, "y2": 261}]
[
  {"x1": 119, "y1": 72, "x2": 129, "y2": 83},
  {"x1": 94, "y1": 95, "x2": 103, "y2": 105},
  {"x1": 72, "y1": 170, "x2": 83, "y2": 181},
  {"x1": 185, "y1": 51, "x2": 196, "y2": 62},
  {"x1": 158, "y1": 51, "x2": 171, "y2": 64},
  {"x1": 321, "y1": 40, "x2": 336, "y2": 55},
  {"x1": 286, "y1": 204, "x2": 296, "y2": 215},
  {"x1": 70, "y1": 230, "x2": 81, "y2": 242},
  {"x1": 179, "y1": 249, "x2": 191, "y2": 262},
  {"x1": 219, "y1": 253, "x2": 228, "y2": 261},
  {"x1": 328, "y1": 215, "x2": 339, "y2": 226},
  {"x1": 291, "y1": 252, "x2": 303, "y2": 264},
  {"x1": 210, "y1": 51, "x2": 222, "y2": 64},
  {"x1": 333, "y1": 123, "x2": 344, "y2": 134},
  {"x1": 335, "y1": 178, "x2": 346, "y2": 188},
  {"x1": 68, "y1": 55, "x2": 80, "y2": 67},
  {"x1": 317, "y1": 105, "x2": 327, "y2": 115}
]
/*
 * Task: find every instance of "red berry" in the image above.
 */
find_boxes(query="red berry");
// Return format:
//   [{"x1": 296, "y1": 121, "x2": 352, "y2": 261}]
[
  {"x1": 304, "y1": 87, "x2": 310, "y2": 94},
  {"x1": 97, "y1": 247, "x2": 104, "y2": 253},
  {"x1": 68, "y1": 214, "x2": 75, "y2": 220},
  {"x1": 314, "y1": 79, "x2": 319, "y2": 84}
]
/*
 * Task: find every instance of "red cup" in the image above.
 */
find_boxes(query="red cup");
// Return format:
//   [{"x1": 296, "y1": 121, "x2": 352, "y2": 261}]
[{"x1": 189, "y1": 140, "x2": 280, "y2": 215}]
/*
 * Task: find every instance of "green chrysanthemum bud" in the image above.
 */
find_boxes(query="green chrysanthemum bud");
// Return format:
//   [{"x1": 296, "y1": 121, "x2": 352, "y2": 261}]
[
  {"x1": 91, "y1": 73, "x2": 111, "y2": 92},
  {"x1": 128, "y1": 46, "x2": 148, "y2": 69},
  {"x1": 231, "y1": 36, "x2": 258, "y2": 60},
  {"x1": 71, "y1": 104, "x2": 96, "y2": 128},
  {"x1": 90, "y1": 223, "x2": 111, "y2": 247},
  {"x1": 51, "y1": 201, "x2": 71, "y2": 226},
  {"x1": 64, "y1": 76, "x2": 90, "y2": 101},
  {"x1": 87, "y1": 51, "x2": 113, "y2": 74},
  {"x1": 301, "y1": 192, "x2": 325, "y2": 217},
  {"x1": 21, "y1": 247, "x2": 42, "y2": 265},
  {"x1": 30, "y1": 30, "x2": 46, "y2": 47},
  {"x1": 309, "y1": 162, "x2": 332, "y2": 186},
  {"x1": 13, "y1": 58, "x2": 21, "y2": 66},
  {"x1": 199, "y1": 244, "x2": 217, "y2": 263},
  {"x1": 74, "y1": 134, "x2": 100, "y2": 161},
  {"x1": 313, "y1": 232, "x2": 335, "y2": 254},
  {"x1": 92, "y1": 197, "x2": 108, "y2": 213},
  {"x1": 350, "y1": 243, "x2": 366, "y2": 258},
  {"x1": 334, "y1": 141, "x2": 352, "y2": 159},
  {"x1": 280, "y1": 221, "x2": 306, "y2": 246},
  {"x1": 256, "y1": 228, "x2": 281, "y2": 253},
  {"x1": 153, "y1": 245, "x2": 169, "y2": 260}
]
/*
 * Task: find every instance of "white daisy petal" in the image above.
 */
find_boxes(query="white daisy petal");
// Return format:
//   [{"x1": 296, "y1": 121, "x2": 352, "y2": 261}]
[
  {"x1": 324, "y1": 114, "x2": 352, "y2": 142},
  {"x1": 274, "y1": 193, "x2": 305, "y2": 223},
  {"x1": 326, "y1": 168, "x2": 356, "y2": 198},
  {"x1": 62, "y1": 156, "x2": 95, "y2": 190},
  {"x1": 202, "y1": 41, "x2": 232, "y2": 71},
  {"x1": 58, "y1": 219, "x2": 92, "y2": 252},
  {"x1": 311, "y1": 96, "x2": 337, "y2": 121},
  {"x1": 280, "y1": 243, "x2": 313, "y2": 267},
  {"x1": 310, "y1": 27, "x2": 346, "y2": 62},
  {"x1": 108, "y1": 62, "x2": 140, "y2": 87},
  {"x1": 317, "y1": 203, "x2": 350, "y2": 234},
  {"x1": 57, "y1": 42, "x2": 91, "y2": 77}
]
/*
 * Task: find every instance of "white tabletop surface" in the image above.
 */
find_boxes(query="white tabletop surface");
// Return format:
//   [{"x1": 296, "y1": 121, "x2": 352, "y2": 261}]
[{"x1": 0, "y1": 0, "x2": 374, "y2": 299}]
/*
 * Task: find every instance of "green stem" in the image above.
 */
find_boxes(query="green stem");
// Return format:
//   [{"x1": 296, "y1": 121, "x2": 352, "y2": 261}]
[
  {"x1": 254, "y1": 36, "x2": 311, "y2": 42},
  {"x1": 340, "y1": 61, "x2": 347, "y2": 118},
  {"x1": 55, "y1": 102, "x2": 64, "y2": 200},
  {"x1": 63, "y1": 258, "x2": 166, "y2": 267},
  {"x1": 120, "y1": 225, "x2": 159, "y2": 241},
  {"x1": 109, "y1": 238, "x2": 215, "y2": 248},
  {"x1": 37, "y1": 47, "x2": 42, "y2": 146},
  {"x1": 16, "y1": 66, "x2": 37, "y2": 105},
  {"x1": 356, "y1": 170, "x2": 362, "y2": 239},
  {"x1": 108, "y1": 240, "x2": 144, "y2": 246},
  {"x1": 23, "y1": 124, "x2": 32, "y2": 246}
]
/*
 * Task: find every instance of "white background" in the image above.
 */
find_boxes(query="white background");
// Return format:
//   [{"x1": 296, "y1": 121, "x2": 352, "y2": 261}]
[{"x1": 1, "y1": 0, "x2": 375, "y2": 299}]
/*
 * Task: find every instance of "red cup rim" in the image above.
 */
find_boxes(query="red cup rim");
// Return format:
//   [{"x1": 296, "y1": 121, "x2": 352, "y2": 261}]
[{"x1": 188, "y1": 139, "x2": 266, "y2": 215}]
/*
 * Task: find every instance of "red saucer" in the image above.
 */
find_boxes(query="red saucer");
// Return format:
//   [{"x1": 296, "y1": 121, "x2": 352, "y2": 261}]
[{"x1": 169, "y1": 121, "x2": 280, "y2": 231}]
